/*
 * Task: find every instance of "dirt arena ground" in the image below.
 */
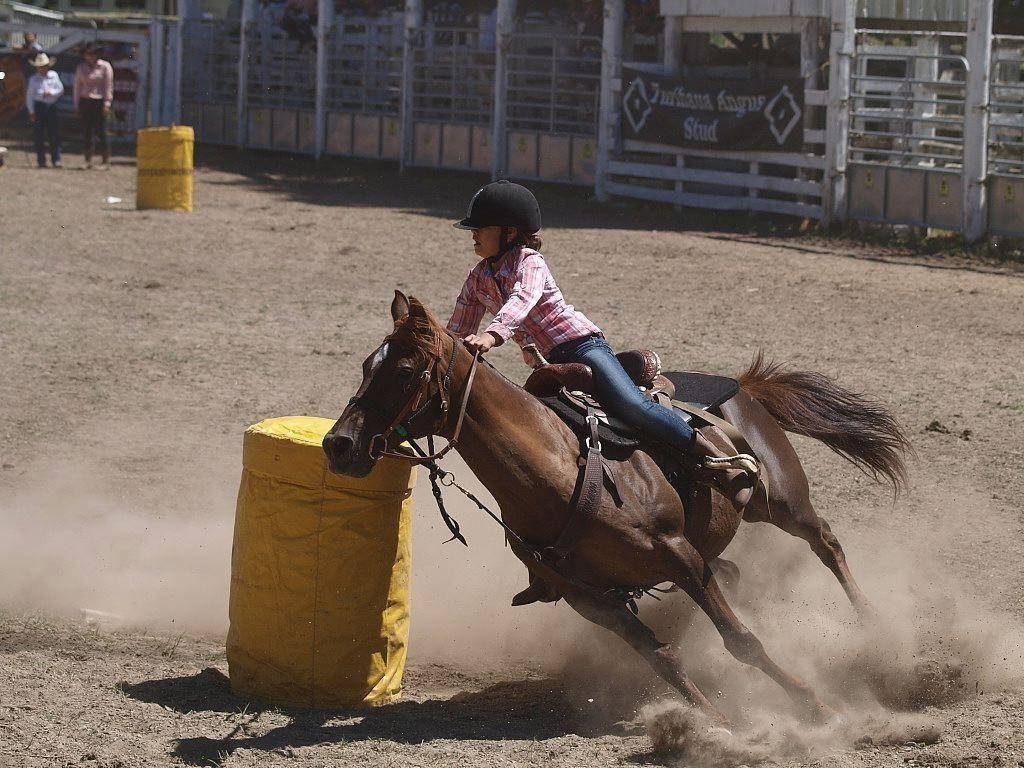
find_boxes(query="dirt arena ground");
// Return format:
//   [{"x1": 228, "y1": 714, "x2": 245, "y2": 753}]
[{"x1": 1, "y1": 141, "x2": 1023, "y2": 768}]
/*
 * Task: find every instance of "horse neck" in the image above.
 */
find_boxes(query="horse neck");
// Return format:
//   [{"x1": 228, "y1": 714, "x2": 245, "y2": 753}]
[{"x1": 443, "y1": 338, "x2": 549, "y2": 480}]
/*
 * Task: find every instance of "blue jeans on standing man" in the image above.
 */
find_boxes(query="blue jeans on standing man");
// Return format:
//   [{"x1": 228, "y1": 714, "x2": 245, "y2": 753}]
[
  {"x1": 547, "y1": 334, "x2": 695, "y2": 451},
  {"x1": 32, "y1": 101, "x2": 61, "y2": 167}
]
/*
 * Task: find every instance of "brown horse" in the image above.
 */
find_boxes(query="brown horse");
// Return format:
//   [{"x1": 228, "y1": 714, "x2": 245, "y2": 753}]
[{"x1": 323, "y1": 291, "x2": 910, "y2": 723}]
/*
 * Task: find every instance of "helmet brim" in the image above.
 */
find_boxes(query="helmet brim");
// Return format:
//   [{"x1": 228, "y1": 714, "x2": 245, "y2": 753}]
[{"x1": 452, "y1": 218, "x2": 477, "y2": 230}]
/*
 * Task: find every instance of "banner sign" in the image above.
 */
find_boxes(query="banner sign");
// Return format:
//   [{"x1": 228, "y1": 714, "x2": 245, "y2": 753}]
[{"x1": 621, "y1": 67, "x2": 805, "y2": 151}]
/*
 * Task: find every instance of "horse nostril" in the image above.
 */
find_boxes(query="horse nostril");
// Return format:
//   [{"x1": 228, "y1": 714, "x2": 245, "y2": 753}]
[{"x1": 325, "y1": 433, "x2": 354, "y2": 461}]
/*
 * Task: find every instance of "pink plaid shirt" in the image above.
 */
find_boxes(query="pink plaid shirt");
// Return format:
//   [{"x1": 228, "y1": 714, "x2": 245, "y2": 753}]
[{"x1": 446, "y1": 247, "x2": 603, "y2": 354}]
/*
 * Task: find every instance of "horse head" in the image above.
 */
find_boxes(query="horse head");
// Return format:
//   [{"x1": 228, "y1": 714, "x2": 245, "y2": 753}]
[{"x1": 323, "y1": 290, "x2": 452, "y2": 477}]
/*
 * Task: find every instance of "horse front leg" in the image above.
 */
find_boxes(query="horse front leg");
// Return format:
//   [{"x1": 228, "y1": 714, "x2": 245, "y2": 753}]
[
  {"x1": 559, "y1": 584, "x2": 728, "y2": 723},
  {"x1": 661, "y1": 536, "x2": 835, "y2": 724}
]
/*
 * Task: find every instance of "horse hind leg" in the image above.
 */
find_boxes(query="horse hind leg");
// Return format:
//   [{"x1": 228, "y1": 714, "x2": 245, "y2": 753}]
[
  {"x1": 723, "y1": 393, "x2": 872, "y2": 616},
  {"x1": 768, "y1": 496, "x2": 873, "y2": 617},
  {"x1": 560, "y1": 585, "x2": 728, "y2": 723},
  {"x1": 663, "y1": 538, "x2": 834, "y2": 723}
]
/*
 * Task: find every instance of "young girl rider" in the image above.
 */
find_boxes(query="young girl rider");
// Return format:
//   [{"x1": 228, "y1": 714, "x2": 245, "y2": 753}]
[{"x1": 446, "y1": 180, "x2": 759, "y2": 510}]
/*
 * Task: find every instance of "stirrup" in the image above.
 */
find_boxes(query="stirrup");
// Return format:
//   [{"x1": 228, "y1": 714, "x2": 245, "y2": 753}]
[{"x1": 704, "y1": 453, "x2": 759, "y2": 477}]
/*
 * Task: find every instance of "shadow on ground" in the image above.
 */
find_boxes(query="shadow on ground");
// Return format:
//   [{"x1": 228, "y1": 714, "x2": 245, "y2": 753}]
[
  {"x1": 190, "y1": 143, "x2": 807, "y2": 238},
  {"x1": 121, "y1": 667, "x2": 640, "y2": 765},
  {"x1": 189, "y1": 146, "x2": 1024, "y2": 276}
]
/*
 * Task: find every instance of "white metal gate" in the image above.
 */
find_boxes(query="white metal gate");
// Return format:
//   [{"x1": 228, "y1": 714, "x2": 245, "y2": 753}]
[
  {"x1": 846, "y1": 28, "x2": 968, "y2": 231},
  {"x1": 407, "y1": 21, "x2": 495, "y2": 171},
  {"x1": 987, "y1": 35, "x2": 1024, "y2": 237},
  {"x1": 503, "y1": 26, "x2": 601, "y2": 185},
  {"x1": 244, "y1": 18, "x2": 316, "y2": 152},
  {"x1": 180, "y1": 19, "x2": 239, "y2": 145},
  {"x1": 323, "y1": 13, "x2": 403, "y2": 160}
]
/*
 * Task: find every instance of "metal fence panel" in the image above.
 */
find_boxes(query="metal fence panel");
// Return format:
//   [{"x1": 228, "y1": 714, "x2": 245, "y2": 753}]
[
  {"x1": 989, "y1": 35, "x2": 1024, "y2": 236},
  {"x1": 506, "y1": 29, "x2": 601, "y2": 136},
  {"x1": 181, "y1": 19, "x2": 239, "y2": 105},
  {"x1": 325, "y1": 13, "x2": 403, "y2": 115},
  {"x1": 245, "y1": 20, "x2": 316, "y2": 110},
  {"x1": 410, "y1": 24, "x2": 495, "y2": 125},
  {"x1": 847, "y1": 29, "x2": 969, "y2": 229}
]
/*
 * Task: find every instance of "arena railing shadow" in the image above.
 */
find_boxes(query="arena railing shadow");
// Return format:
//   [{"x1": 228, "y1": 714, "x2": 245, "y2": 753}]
[
  {"x1": 120, "y1": 667, "x2": 642, "y2": 765},
  {"x1": 190, "y1": 144, "x2": 811, "y2": 240},
  {"x1": 190, "y1": 147, "x2": 1024, "y2": 274}
]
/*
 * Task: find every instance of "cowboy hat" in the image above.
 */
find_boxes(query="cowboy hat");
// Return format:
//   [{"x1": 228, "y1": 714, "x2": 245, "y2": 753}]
[{"x1": 29, "y1": 52, "x2": 53, "y2": 68}]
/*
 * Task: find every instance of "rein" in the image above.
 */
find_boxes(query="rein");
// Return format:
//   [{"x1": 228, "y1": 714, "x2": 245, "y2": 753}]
[{"x1": 348, "y1": 328, "x2": 661, "y2": 613}]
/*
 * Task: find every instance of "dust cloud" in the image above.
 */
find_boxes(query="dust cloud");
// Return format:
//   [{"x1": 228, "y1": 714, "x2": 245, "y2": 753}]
[
  {"x1": 0, "y1": 444, "x2": 563, "y2": 647},
  {"x1": 629, "y1": 481, "x2": 1024, "y2": 762},
  {"x1": 3, "y1": 430, "x2": 1022, "y2": 765},
  {"x1": 0, "y1": 449, "x2": 237, "y2": 634}
]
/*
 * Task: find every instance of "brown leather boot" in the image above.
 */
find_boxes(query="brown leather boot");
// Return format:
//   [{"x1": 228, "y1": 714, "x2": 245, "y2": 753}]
[{"x1": 687, "y1": 431, "x2": 759, "y2": 508}]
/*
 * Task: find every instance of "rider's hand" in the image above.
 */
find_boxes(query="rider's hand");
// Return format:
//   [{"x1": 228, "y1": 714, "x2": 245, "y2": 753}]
[{"x1": 463, "y1": 332, "x2": 499, "y2": 354}]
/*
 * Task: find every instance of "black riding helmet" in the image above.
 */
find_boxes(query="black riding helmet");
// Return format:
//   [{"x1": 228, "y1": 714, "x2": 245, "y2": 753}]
[{"x1": 454, "y1": 180, "x2": 542, "y2": 233}]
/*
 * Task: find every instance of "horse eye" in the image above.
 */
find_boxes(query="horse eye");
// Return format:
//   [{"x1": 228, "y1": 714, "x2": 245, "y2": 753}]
[{"x1": 396, "y1": 365, "x2": 416, "y2": 379}]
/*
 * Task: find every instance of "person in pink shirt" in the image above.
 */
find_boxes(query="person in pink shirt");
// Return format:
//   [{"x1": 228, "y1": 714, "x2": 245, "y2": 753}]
[
  {"x1": 447, "y1": 180, "x2": 759, "y2": 510},
  {"x1": 73, "y1": 43, "x2": 113, "y2": 169}
]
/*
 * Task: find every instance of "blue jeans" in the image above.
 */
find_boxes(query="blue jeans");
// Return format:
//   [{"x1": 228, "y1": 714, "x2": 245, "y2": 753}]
[
  {"x1": 547, "y1": 334, "x2": 695, "y2": 450},
  {"x1": 32, "y1": 101, "x2": 61, "y2": 167}
]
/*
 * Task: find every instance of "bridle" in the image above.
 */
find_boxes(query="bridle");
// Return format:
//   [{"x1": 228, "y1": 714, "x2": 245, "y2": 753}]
[{"x1": 349, "y1": 330, "x2": 479, "y2": 465}]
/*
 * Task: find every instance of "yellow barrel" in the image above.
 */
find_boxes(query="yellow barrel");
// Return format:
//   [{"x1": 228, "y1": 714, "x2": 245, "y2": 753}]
[
  {"x1": 227, "y1": 416, "x2": 414, "y2": 707},
  {"x1": 136, "y1": 125, "x2": 194, "y2": 212}
]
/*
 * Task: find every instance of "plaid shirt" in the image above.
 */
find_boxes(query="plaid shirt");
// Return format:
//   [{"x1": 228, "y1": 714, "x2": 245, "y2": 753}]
[{"x1": 446, "y1": 247, "x2": 603, "y2": 354}]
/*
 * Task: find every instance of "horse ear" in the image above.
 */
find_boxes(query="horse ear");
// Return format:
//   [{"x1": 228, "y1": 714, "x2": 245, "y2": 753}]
[{"x1": 391, "y1": 290, "x2": 410, "y2": 324}]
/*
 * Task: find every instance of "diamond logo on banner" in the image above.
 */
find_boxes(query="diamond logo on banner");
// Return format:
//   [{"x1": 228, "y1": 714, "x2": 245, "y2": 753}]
[
  {"x1": 764, "y1": 84, "x2": 802, "y2": 146},
  {"x1": 622, "y1": 77, "x2": 654, "y2": 134}
]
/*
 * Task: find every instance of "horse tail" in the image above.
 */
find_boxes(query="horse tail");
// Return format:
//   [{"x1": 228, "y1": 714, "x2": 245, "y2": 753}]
[{"x1": 737, "y1": 351, "x2": 912, "y2": 495}]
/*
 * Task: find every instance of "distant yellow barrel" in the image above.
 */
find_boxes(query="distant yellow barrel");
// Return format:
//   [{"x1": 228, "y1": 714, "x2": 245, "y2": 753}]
[
  {"x1": 227, "y1": 416, "x2": 414, "y2": 707},
  {"x1": 136, "y1": 125, "x2": 193, "y2": 212}
]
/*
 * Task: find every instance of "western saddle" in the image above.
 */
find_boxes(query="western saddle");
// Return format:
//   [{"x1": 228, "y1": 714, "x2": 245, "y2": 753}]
[{"x1": 511, "y1": 347, "x2": 762, "y2": 607}]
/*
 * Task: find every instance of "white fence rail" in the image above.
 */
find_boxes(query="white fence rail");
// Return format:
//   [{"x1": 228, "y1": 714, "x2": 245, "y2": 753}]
[{"x1": 846, "y1": 29, "x2": 968, "y2": 230}]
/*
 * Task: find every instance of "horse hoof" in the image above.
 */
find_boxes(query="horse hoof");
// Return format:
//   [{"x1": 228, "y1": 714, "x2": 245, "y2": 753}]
[{"x1": 807, "y1": 701, "x2": 839, "y2": 725}]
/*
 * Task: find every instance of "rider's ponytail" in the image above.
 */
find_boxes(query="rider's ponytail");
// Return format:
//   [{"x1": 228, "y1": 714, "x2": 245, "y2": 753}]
[{"x1": 516, "y1": 232, "x2": 543, "y2": 251}]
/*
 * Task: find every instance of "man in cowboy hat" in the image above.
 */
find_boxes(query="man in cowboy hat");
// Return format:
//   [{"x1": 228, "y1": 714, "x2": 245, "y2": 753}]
[{"x1": 25, "y1": 52, "x2": 64, "y2": 168}]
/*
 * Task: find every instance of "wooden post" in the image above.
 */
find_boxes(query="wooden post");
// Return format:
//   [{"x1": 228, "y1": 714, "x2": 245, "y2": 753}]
[
  {"x1": 135, "y1": 31, "x2": 150, "y2": 132},
  {"x1": 400, "y1": 0, "x2": 423, "y2": 171},
  {"x1": 172, "y1": 18, "x2": 184, "y2": 123},
  {"x1": 663, "y1": 14, "x2": 683, "y2": 75},
  {"x1": 963, "y1": 1, "x2": 993, "y2": 243},
  {"x1": 148, "y1": 19, "x2": 164, "y2": 125},
  {"x1": 491, "y1": 0, "x2": 516, "y2": 180},
  {"x1": 596, "y1": 0, "x2": 625, "y2": 202},
  {"x1": 665, "y1": 15, "x2": 684, "y2": 212},
  {"x1": 822, "y1": 0, "x2": 854, "y2": 227},
  {"x1": 236, "y1": 0, "x2": 255, "y2": 148},
  {"x1": 314, "y1": 0, "x2": 333, "y2": 159}
]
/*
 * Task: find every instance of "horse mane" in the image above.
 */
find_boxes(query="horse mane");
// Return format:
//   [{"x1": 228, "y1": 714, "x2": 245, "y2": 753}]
[{"x1": 390, "y1": 295, "x2": 446, "y2": 361}]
